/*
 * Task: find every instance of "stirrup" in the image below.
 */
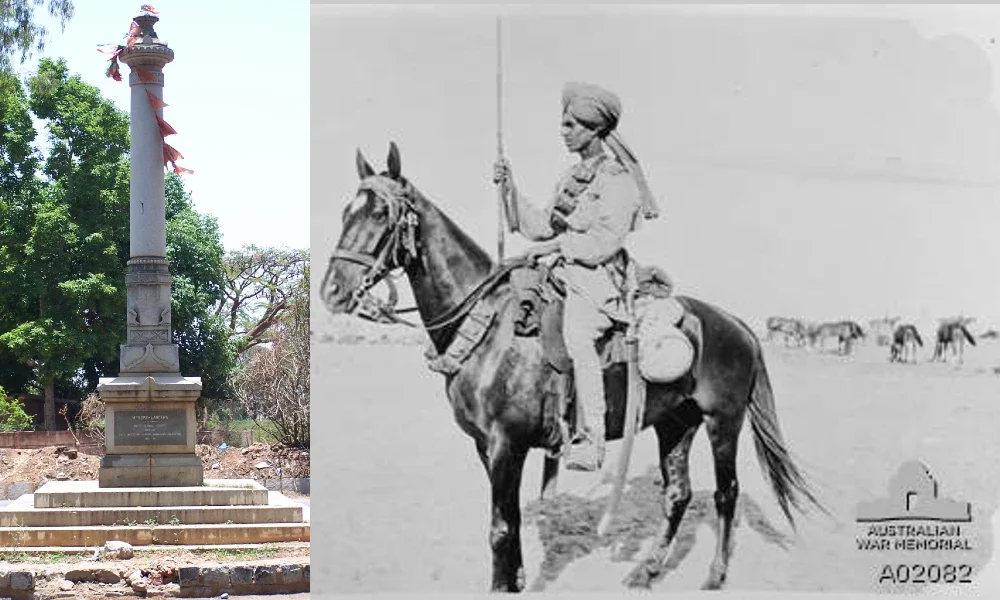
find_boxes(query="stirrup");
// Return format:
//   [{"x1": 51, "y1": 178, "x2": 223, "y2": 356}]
[{"x1": 564, "y1": 430, "x2": 605, "y2": 472}]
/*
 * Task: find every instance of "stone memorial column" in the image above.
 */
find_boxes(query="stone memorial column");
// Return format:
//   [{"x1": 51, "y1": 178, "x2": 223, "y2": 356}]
[{"x1": 97, "y1": 11, "x2": 204, "y2": 487}]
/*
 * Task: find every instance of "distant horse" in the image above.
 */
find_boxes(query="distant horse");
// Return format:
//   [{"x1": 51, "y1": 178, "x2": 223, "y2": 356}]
[
  {"x1": 889, "y1": 324, "x2": 922, "y2": 363},
  {"x1": 765, "y1": 316, "x2": 807, "y2": 347},
  {"x1": 868, "y1": 316, "x2": 900, "y2": 347},
  {"x1": 980, "y1": 330, "x2": 999, "y2": 341},
  {"x1": 932, "y1": 320, "x2": 976, "y2": 364},
  {"x1": 809, "y1": 321, "x2": 865, "y2": 355},
  {"x1": 322, "y1": 143, "x2": 822, "y2": 592}
]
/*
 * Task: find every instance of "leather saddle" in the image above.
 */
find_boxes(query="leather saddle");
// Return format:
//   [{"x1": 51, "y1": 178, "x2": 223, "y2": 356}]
[
  {"x1": 508, "y1": 257, "x2": 701, "y2": 453},
  {"x1": 510, "y1": 258, "x2": 690, "y2": 372}
]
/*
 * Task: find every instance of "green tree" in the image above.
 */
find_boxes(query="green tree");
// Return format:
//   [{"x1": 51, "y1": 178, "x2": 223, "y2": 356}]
[
  {"x1": 0, "y1": 58, "x2": 127, "y2": 429},
  {"x1": 1, "y1": 0, "x2": 74, "y2": 72},
  {"x1": 0, "y1": 385, "x2": 33, "y2": 432},
  {"x1": 0, "y1": 68, "x2": 40, "y2": 395}
]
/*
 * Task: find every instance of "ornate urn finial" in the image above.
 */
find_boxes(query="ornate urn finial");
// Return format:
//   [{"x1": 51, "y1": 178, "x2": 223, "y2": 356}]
[{"x1": 132, "y1": 14, "x2": 161, "y2": 45}]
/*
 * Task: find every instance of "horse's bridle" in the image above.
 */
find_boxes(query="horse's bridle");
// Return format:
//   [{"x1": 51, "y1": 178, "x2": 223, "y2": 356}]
[
  {"x1": 330, "y1": 175, "x2": 530, "y2": 334},
  {"x1": 329, "y1": 175, "x2": 421, "y2": 327}
]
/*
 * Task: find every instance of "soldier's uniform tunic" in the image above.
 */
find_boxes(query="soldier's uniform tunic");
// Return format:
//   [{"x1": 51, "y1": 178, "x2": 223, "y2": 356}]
[{"x1": 514, "y1": 151, "x2": 643, "y2": 449}]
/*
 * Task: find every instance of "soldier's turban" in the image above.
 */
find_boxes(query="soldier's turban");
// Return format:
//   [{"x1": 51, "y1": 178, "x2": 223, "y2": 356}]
[
  {"x1": 562, "y1": 82, "x2": 622, "y2": 137},
  {"x1": 561, "y1": 82, "x2": 660, "y2": 220}
]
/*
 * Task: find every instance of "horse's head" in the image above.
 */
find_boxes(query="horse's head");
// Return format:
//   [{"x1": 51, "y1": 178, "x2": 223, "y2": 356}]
[{"x1": 321, "y1": 142, "x2": 420, "y2": 318}]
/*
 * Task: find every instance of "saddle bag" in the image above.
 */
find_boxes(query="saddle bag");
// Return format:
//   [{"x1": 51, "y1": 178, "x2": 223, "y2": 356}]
[{"x1": 635, "y1": 297, "x2": 694, "y2": 383}]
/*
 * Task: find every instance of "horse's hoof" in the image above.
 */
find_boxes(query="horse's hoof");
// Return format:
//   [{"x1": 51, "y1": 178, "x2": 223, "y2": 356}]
[
  {"x1": 700, "y1": 578, "x2": 723, "y2": 590},
  {"x1": 622, "y1": 560, "x2": 663, "y2": 590},
  {"x1": 624, "y1": 566, "x2": 655, "y2": 590},
  {"x1": 700, "y1": 569, "x2": 726, "y2": 590}
]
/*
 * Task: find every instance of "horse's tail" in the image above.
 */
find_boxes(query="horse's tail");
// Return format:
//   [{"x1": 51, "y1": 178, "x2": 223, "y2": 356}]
[
  {"x1": 913, "y1": 327, "x2": 924, "y2": 347},
  {"x1": 748, "y1": 357, "x2": 825, "y2": 530},
  {"x1": 962, "y1": 325, "x2": 977, "y2": 346}
]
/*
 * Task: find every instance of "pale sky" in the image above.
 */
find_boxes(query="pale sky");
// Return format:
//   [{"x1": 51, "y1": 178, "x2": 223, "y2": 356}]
[
  {"x1": 17, "y1": 0, "x2": 310, "y2": 252},
  {"x1": 312, "y1": 4, "x2": 1000, "y2": 332}
]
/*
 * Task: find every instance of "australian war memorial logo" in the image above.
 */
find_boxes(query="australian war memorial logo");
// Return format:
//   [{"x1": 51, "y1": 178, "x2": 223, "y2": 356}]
[{"x1": 855, "y1": 460, "x2": 985, "y2": 588}]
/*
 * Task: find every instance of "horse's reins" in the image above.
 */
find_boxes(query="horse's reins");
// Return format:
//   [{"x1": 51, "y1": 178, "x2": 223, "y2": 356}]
[
  {"x1": 329, "y1": 176, "x2": 423, "y2": 327},
  {"x1": 330, "y1": 175, "x2": 524, "y2": 332}
]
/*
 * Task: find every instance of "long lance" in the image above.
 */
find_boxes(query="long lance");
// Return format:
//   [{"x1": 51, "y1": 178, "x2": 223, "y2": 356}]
[{"x1": 495, "y1": 16, "x2": 506, "y2": 263}]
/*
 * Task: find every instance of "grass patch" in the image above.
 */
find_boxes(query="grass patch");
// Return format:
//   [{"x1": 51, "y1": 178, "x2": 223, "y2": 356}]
[
  {"x1": 196, "y1": 543, "x2": 279, "y2": 561},
  {"x1": 0, "y1": 550, "x2": 84, "y2": 564}
]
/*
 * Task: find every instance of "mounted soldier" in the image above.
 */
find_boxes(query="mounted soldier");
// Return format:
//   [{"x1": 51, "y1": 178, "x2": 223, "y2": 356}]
[{"x1": 493, "y1": 82, "x2": 659, "y2": 471}]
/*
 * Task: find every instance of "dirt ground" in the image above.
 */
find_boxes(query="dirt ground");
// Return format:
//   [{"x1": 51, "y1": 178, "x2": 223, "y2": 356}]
[
  {"x1": 316, "y1": 334, "x2": 1000, "y2": 594},
  {"x1": 0, "y1": 442, "x2": 309, "y2": 488}
]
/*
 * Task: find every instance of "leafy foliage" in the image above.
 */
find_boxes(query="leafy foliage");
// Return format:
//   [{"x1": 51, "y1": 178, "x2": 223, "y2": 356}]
[
  {"x1": 0, "y1": 59, "x2": 128, "y2": 427},
  {"x1": 0, "y1": 385, "x2": 32, "y2": 432},
  {"x1": 0, "y1": 0, "x2": 74, "y2": 72}
]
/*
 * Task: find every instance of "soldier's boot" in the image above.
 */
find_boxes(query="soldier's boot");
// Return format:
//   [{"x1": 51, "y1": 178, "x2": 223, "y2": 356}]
[{"x1": 564, "y1": 366, "x2": 606, "y2": 472}]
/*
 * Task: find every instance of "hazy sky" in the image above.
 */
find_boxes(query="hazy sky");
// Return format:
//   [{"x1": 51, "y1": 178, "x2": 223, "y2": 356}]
[
  {"x1": 312, "y1": 4, "x2": 1000, "y2": 332},
  {"x1": 18, "y1": 0, "x2": 310, "y2": 251}
]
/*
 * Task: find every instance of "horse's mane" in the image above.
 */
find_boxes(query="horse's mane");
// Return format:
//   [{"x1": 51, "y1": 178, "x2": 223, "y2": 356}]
[{"x1": 407, "y1": 181, "x2": 495, "y2": 274}]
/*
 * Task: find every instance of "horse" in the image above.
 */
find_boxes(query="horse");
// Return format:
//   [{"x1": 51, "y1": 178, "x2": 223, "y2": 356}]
[
  {"x1": 932, "y1": 320, "x2": 976, "y2": 364},
  {"x1": 765, "y1": 316, "x2": 807, "y2": 347},
  {"x1": 889, "y1": 324, "x2": 922, "y2": 363},
  {"x1": 808, "y1": 320, "x2": 865, "y2": 355},
  {"x1": 321, "y1": 143, "x2": 822, "y2": 592}
]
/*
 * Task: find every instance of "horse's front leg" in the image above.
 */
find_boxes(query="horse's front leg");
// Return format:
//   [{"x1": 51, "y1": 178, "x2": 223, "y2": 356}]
[
  {"x1": 540, "y1": 455, "x2": 559, "y2": 501},
  {"x1": 485, "y1": 432, "x2": 529, "y2": 592}
]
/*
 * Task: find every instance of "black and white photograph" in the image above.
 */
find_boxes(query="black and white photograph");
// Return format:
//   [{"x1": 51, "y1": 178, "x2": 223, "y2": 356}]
[{"x1": 312, "y1": 4, "x2": 1000, "y2": 596}]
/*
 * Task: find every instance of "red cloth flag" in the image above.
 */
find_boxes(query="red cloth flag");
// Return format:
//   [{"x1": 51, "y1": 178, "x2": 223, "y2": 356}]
[
  {"x1": 156, "y1": 115, "x2": 178, "y2": 138},
  {"x1": 163, "y1": 143, "x2": 184, "y2": 166},
  {"x1": 126, "y1": 21, "x2": 142, "y2": 47},
  {"x1": 133, "y1": 65, "x2": 156, "y2": 82},
  {"x1": 145, "y1": 90, "x2": 168, "y2": 110},
  {"x1": 105, "y1": 60, "x2": 122, "y2": 81},
  {"x1": 163, "y1": 143, "x2": 193, "y2": 175},
  {"x1": 140, "y1": 5, "x2": 159, "y2": 14}
]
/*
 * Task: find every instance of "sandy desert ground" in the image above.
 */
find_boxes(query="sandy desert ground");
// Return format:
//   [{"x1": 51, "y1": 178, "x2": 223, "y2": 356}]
[{"x1": 314, "y1": 323, "x2": 1000, "y2": 594}]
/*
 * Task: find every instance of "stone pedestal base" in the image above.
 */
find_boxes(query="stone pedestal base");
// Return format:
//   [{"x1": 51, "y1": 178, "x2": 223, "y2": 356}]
[
  {"x1": 0, "y1": 480, "x2": 309, "y2": 547},
  {"x1": 99, "y1": 453, "x2": 203, "y2": 487},
  {"x1": 97, "y1": 373, "x2": 203, "y2": 488}
]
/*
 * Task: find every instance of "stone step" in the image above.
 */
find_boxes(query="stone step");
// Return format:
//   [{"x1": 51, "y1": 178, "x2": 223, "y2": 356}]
[
  {"x1": 0, "y1": 523, "x2": 310, "y2": 547},
  {"x1": 0, "y1": 495, "x2": 304, "y2": 527},
  {"x1": 33, "y1": 480, "x2": 267, "y2": 508}
]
